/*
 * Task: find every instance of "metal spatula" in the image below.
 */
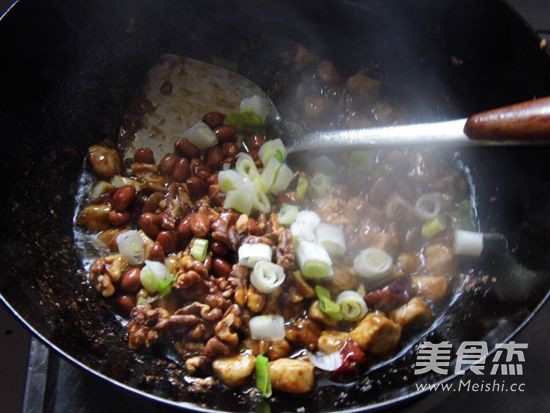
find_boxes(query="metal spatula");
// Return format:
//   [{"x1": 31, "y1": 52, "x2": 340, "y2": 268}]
[{"x1": 119, "y1": 54, "x2": 550, "y2": 159}]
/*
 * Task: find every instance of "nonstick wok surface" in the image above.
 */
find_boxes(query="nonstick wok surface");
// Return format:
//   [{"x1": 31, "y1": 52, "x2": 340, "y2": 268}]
[{"x1": 0, "y1": 0, "x2": 549, "y2": 411}]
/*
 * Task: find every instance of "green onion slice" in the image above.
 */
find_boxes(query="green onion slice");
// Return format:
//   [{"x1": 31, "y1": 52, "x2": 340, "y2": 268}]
[
  {"x1": 421, "y1": 215, "x2": 447, "y2": 238},
  {"x1": 297, "y1": 240, "x2": 332, "y2": 280},
  {"x1": 270, "y1": 163, "x2": 294, "y2": 195},
  {"x1": 226, "y1": 112, "x2": 264, "y2": 128},
  {"x1": 223, "y1": 189, "x2": 254, "y2": 215},
  {"x1": 315, "y1": 285, "x2": 342, "y2": 320},
  {"x1": 353, "y1": 247, "x2": 393, "y2": 283},
  {"x1": 255, "y1": 355, "x2": 272, "y2": 398},
  {"x1": 190, "y1": 238, "x2": 209, "y2": 262},
  {"x1": 259, "y1": 139, "x2": 287, "y2": 165},
  {"x1": 240, "y1": 95, "x2": 270, "y2": 123},
  {"x1": 310, "y1": 173, "x2": 332, "y2": 197},
  {"x1": 295, "y1": 176, "x2": 308, "y2": 201},
  {"x1": 336, "y1": 290, "x2": 368, "y2": 321},
  {"x1": 277, "y1": 203, "x2": 299, "y2": 226}
]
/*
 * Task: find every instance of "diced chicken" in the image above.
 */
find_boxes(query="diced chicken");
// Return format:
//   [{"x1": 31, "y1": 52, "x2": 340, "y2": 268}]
[
  {"x1": 424, "y1": 244, "x2": 456, "y2": 276},
  {"x1": 267, "y1": 339, "x2": 291, "y2": 360},
  {"x1": 285, "y1": 318, "x2": 321, "y2": 351},
  {"x1": 390, "y1": 297, "x2": 433, "y2": 328},
  {"x1": 212, "y1": 354, "x2": 256, "y2": 388},
  {"x1": 383, "y1": 192, "x2": 415, "y2": 223},
  {"x1": 317, "y1": 330, "x2": 350, "y2": 354},
  {"x1": 411, "y1": 275, "x2": 449, "y2": 300},
  {"x1": 346, "y1": 73, "x2": 380, "y2": 100},
  {"x1": 291, "y1": 271, "x2": 315, "y2": 299},
  {"x1": 77, "y1": 204, "x2": 112, "y2": 231},
  {"x1": 328, "y1": 263, "x2": 359, "y2": 293},
  {"x1": 293, "y1": 44, "x2": 316, "y2": 71},
  {"x1": 396, "y1": 253, "x2": 421, "y2": 274},
  {"x1": 269, "y1": 358, "x2": 315, "y2": 394},
  {"x1": 350, "y1": 312, "x2": 401, "y2": 356},
  {"x1": 368, "y1": 232, "x2": 399, "y2": 257}
]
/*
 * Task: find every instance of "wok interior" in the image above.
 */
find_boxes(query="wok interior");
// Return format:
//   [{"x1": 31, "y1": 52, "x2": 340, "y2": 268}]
[{"x1": 0, "y1": 0, "x2": 549, "y2": 411}]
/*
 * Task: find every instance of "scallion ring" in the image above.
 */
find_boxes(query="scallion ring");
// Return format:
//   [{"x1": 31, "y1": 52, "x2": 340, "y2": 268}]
[
  {"x1": 415, "y1": 193, "x2": 442, "y2": 221},
  {"x1": 336, "y1": 290, "x2": 368, "y2": 321},
  {"x1": 250, "y1": 261, "x2": 285, "y2": 294}
]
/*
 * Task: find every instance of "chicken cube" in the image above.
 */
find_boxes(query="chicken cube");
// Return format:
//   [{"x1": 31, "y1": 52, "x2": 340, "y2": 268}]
[
  {"x1": 212, "y1": 354, "x2": 256, "y2": 388},
  {"x1": 411, "y1": 275, "x2": 449, "y2": 300},
  {"x1": 390, "y1": 297, "x2": 433, "y2": 328},
  {"x1": 424, "y1": 244, "x2": 456, "y2": 276},
  {"x1": 383, "y1": 192, "x2": 415, "y2": 223},
  {"x1": 350, "y1": 312, "x2": 401, "y2": 356},
  {"x1": 308, "y1": 301, "x2": 338, "y2": 328},
  {"x1": 317, "y1": 330, "x2": 350, "y2": 354},
  {"x1": 269, "y1": 358, "x2": 315, "y2": 394}
]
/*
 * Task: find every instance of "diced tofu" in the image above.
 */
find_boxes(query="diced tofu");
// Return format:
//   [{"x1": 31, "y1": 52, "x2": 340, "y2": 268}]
[
  {"x1": 350, "y1": 312, "x2": 401, "y2": 356},
  {"x1": 424, "y1": 244, "x2": 455, "y2": 276},
  {"x1": 390, "y1": 297, "x2": 433, "y2": 328},
  {"x1": 317, "y1": 330, "x2": 350, "y2": 354},
  {"x1": 212, "y1": 354, "x2": 256, "y2": 387},
  {"x1": 269, "y1": 358, "x2": 315, "y2": 394},
  {"x1": 411, "y1": 275, "x2": 449, "y2": 300}
]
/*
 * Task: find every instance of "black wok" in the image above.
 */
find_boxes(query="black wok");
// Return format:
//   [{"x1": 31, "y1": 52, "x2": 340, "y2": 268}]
[{"x1": 0, "y1": 0, "x2": 549, "y2": 411}]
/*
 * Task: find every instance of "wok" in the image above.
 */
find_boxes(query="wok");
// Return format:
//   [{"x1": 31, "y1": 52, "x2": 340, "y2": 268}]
[{"x1": 1, "y1": 0, "x2": 549, "y2": 411}]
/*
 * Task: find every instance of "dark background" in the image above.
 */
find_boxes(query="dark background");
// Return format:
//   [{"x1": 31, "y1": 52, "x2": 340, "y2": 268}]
[{"x1": 0, "y1": 0, "x2": 548, "y2": 412}]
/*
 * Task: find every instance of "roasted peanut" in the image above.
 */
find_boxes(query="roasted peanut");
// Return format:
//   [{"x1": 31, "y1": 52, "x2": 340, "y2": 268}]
[
  {"x1": 116, "y1": 294, "x2": 136, "y2": 315},
  {"x1": 176, "y1": 215, "x2": 193, "y2": 238},
  {"x1": 148, "y1": 242, "x2": 166, "y2": 262},
  {"x1": 222, "y1": 142, "x2": 239, "y2": 158},
  {"x1": 203, "y1": 111, "x2": 225, "y2": 129},
  {"x1": 142, "y1": 191, "x2": 163, "y2": 213},
  {"x1": 249, "y1": 133, "x2": 265, "y2": 150},
  {"x1": 138, "y1": 212, "x2": 162, "y2": 239},
  {"x1": 214, "y1": 125, "x2": 237, "y2": 144},
  {"x1": 134, "y1": 147, "x2": 155, "y2": 164},
  {"x1": 186, "y1": 177, "x2": 208, "y2": 196},
  {"x1": 172, "y1": 157, "x2": 191, "y2": 182},
  {"x1": 175, "y1": 138, "x2": 201, "y2": 159},
  {"x1": 205, "y1": 145, "x2": 224, "y2": 169},
  {"x1": 210, "y1": 241, "x2": 228, "y2": 257},
  {"x1": 191, "y1": 159, "x2": 211, "y2": 181},
  {"x1": 156, "y1": 230, "x2": 177, "y2": 254},
  {"x1": 111, "y1": 185, "x2": 136, "y2": 212},
  {"x1": 159, "y1": 153, "x2": 178, "y2": 176},
  {"x1": 212, "y1": 258, "x2": 232, "y2": 278},
  {"x1": 120, "y1": 267, "x2": 142, "y2": 293},
  {"x1": 317, "y1": 60, "x2": 340, "y2": 85},
  {"x1": 108, "y1": 209, "x2": 131, "y2": 227},
  {"x1": 189, "y1": 212, "x2": 211, "y2": 237}
]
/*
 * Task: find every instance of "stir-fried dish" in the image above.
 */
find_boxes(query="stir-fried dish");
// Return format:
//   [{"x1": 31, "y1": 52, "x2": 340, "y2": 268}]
[{"x1": 76, "y1": 45, "x2": 483, "y2": 397}]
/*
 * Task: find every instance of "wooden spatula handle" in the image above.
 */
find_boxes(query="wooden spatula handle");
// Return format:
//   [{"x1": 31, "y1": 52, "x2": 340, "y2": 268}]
[{"x1": 464, "y1": 96, "x2": 550, "y2": 141}]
